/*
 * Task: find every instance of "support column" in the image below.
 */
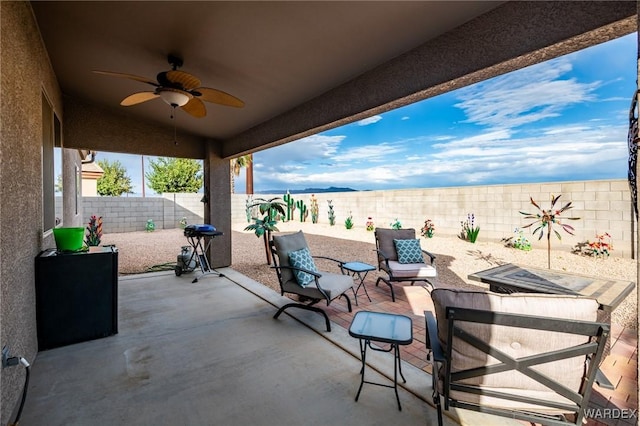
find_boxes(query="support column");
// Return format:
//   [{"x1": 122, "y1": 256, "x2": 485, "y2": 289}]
[
  {"x1": 635, "y1": 8, "x2": 639, "y2": 415},
  {"x1": 204, "y1": 142, "x2": 232, "y2": 268}
]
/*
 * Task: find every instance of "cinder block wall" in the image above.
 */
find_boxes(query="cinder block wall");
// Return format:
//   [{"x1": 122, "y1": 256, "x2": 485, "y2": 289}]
[
  {"x1": 162, "y1": 193, "x2": 205, "y2": 229},
  {"x1": 232, "y1": 179, "x2": 636, "y2": 258},
  {"x1": 82, "y1": 194, "x2": 204, "y2": 233}
]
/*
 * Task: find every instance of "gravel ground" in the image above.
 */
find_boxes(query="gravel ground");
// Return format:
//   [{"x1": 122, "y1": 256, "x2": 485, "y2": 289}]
[{"x1": 102, "y1": 221, "x2": 638, "y2": 330}]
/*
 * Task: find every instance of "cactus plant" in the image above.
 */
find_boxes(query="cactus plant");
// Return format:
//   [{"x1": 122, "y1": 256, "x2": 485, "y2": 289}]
[
  {"x1": 327, "y1": 200, "x2": 336, "y2": 226},
  {"x1": 296, "y1": 200, "x2": 308, "y2": 222},
  {"x1": 283, "y1": 191, "x2": 295, "y2": 221},
  {"x1": 245, "y1": 195, "x2": 254, "y2": 223},
  {"x1": 309, "y1": 194, "x2": 319, "y2": 224}
]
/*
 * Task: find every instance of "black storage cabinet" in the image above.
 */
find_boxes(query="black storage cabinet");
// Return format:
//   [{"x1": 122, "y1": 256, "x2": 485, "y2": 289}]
[{"x1": 35, "y1": 246, "x2": 118, "y2": 350}]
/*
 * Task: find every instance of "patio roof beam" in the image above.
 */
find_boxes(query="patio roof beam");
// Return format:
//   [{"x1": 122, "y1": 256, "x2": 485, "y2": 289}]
[{"x1": 220, "y1": 1, "x2": 637, "y2": 159}]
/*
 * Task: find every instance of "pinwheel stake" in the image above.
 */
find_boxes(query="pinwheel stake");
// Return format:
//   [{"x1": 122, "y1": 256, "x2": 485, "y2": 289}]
[{"x1": 520, "y1": 195, "x2": 580, "y2": 269}]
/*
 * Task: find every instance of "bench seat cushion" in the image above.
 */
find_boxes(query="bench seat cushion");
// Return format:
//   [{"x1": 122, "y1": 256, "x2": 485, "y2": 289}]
[{"x1": 388, "y1": 260, "x2": 436, "y2": 278}]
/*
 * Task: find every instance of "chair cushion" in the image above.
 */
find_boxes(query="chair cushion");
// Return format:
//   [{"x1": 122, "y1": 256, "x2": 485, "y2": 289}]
[
  {"x1": 288, "y1": 247, "x2": 318, "y2": 287},
  {"x1": 273, "y1": 231, "x2": 309, "y2": 285},
  {"x1": 430, "y1": 288, "x2": 599, "y2": 409},
  {"x1": 375, "y1": 228, "x2": 416, "y2": 262},
  {"x1": 393, "y1": 238, "x2": 424, "y2": 263},
  {"x1": 282, "y1": 271, "x2": 354, "y2": 301},
  {"x1": 388, "y1": 260, "x2": 436, "y2": 278}
]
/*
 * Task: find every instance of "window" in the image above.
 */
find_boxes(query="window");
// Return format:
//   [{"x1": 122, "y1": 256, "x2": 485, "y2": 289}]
[{"x1": 42, "y1": 93, "x2": 62, "y2": 232}]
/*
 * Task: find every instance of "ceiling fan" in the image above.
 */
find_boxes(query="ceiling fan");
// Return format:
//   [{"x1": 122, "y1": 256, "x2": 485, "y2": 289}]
[{"x1": 93, "y1": 55, "x2": 244, "y2": 118}]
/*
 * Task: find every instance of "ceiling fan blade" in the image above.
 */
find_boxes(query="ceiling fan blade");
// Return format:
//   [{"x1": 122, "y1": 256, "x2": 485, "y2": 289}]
[
  {"x1": 181, "y1": 97, "x2": 207, "y2": 118},
  {"x1": 194, "y1": 87, "x2": 244, "y2": 108},
  {"x1": 120, "y1": 92, "x2": 159, "y2": 106},
  {"x1": 166, "y1": 70, "x2": 201, "y2": 90},
  {"x1": 93, "y1": 70, "x2": 158, "y2": 87}
]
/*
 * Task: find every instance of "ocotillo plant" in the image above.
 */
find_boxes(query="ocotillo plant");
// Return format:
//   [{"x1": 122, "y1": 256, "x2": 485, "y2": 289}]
[
  {"x1": 296, "y1": 200, "x2": 308, "y2": 222},
  {"x1": 283, "y1": 192, "x2": 294, "y2": 221},
  {"x1": 520, "y1": 194, "x2": 580, "y2": 269}
]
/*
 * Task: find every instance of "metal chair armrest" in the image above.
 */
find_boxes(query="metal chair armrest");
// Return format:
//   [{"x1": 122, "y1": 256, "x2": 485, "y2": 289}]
[
  {"x1": 376, "y1": 249, "x2": 392, "y2": 271},
  {"x1": 270, "y1": 265, "x2": 329, "y2": 300},
  {"x1": 271, "y1": 264, "x2": 322, "y2": 278},
  {"x1": 376, "y1": 248, "x2": 391, "y2": 260},
  {"x1": 425, "y1": 311, "x2": 444, "y2": 362},
  {"x1": 421, "y1": 249, "x2": 436, "y2": 265},
  {"x1": 312, "y1": 255, "x2": 345, "y2": 267}
]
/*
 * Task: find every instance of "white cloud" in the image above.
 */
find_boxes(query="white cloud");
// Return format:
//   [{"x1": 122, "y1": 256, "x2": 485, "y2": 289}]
[
  {"x1": 433, "y1": 135, "x2": 455, "y2": 141},
  {"x1": 602, "y1": 96, "x2": 629, "y2": 102},
  {"x1": 454, "y1": 58, "x2": 600, "y2": 129},
  {"x1": 427, "y1": 123, "x2": 627, "y2": 186},
  {"x1": 401, "y1": 116, "x2": 410, "y2": 121},
  {"x1": 432, "y1": 129, "x2": 512, "y2": 149},
  {"x1": 253, "y1": 118, "x2": 628, "y2": 191},
  {"x1": 257, "y1": 134, "x2": 345, "y2": 167},
  {"x1": 357, "y1": 115, "x2": 382, "y2": 126},
  {"x1": 334, "y1": 142, "x2": 405, "y2": 163}
]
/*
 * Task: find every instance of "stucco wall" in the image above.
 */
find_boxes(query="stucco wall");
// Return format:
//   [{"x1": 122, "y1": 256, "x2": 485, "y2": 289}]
[
  {"x1": 233, "y1": 179, "x2": 636, "y2": 258},
  {"x1": 0, "y1": 2, "x2": 64, "y2": 423}
]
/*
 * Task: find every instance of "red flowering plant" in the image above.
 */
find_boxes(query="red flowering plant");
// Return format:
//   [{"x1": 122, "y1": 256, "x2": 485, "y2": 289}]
[
  {"x1": 421, "y1": 219, "x2": 435, "y2": 238},
  {"x1": 588, "y1": 232, "x2": 613, "y2": 258},
  {"x1": 365, "y1": 217, "x2": 375, "y2": 231},
  {"x1": 520, "y1": 195, "x2": 580, "y2": 269},
  {"x1": 85, "y1": 215, "x2": 103, "y2": 246}
]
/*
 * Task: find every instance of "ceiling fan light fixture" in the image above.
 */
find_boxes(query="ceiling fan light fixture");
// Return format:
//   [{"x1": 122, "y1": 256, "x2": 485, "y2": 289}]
[{"x1": 159, "y1": 90, "x2": 190, "y2": 107}]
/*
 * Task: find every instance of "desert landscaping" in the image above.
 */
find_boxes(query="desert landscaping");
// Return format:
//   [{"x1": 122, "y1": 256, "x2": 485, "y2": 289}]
[{"x1": 103, "y1": 221, "x2": 638, "y2": 331}]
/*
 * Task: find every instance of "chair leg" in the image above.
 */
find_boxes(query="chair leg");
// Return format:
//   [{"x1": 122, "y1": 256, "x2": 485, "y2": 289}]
[
  {"x1": 375, "y1": 277, "x2": 395, "y2": 302},
  {"x1": 434, "y1": 393, "x2": 443, "y2": 426},
  {"x1": 273, "y1": 302, "x2": 332, "y2": 332},
  {"x1": 339, "y1": 293, "x2": 353, "y2": 312}
]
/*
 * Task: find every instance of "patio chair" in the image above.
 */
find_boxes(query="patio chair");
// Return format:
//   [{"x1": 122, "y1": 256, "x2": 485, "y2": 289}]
[
  {"x1": 374, "y1": 228, "x2": 437, "y2": 301},
  {"x1": 426, "y1": 288, "x2": 609, "y2": 426},
  {"x1": 270, "y1": 231, "x2": 353, "y2": 332}
]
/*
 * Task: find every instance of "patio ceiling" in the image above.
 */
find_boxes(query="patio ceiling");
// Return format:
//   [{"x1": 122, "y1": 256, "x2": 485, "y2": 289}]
[{"x1": 31, "y1": 1, "x2": 636, "y2": 159}]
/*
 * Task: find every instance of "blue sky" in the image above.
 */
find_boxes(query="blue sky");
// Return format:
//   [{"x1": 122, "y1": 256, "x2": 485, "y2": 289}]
[{"x1": 99, "y1": 33, "x2": 636, "y2": 195}]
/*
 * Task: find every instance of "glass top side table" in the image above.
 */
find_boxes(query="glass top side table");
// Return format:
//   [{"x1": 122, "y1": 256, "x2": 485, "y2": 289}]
[
  {"x1": 348, "y1": 310, "x2": 413, "y2": 410},
  {"x1": 341, "y1": 261, "x2": 375, "y2": 305}
]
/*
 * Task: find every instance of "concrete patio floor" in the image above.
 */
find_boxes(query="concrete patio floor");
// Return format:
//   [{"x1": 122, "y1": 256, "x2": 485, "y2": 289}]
[
  {"x1": 18, "y1": 268, "x2": 525, "y2": 426},
  {"x1": 19, "y1": 267, "x2": 635, "y2": 425}
]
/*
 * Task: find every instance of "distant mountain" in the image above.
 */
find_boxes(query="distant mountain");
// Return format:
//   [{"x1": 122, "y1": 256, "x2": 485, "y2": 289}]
[{"x1": 257, "y1": 187, "x2": 357, "y2": 194}]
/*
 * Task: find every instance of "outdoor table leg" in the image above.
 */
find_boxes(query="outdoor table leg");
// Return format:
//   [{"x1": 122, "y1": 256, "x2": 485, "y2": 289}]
[
  {"x1": 349, "y1": 311, "x2": 412, "y2": 411},
  {"x1": 351, "y1": 270, "x2": 372, "y2": 305},
  {"x1": 341, "y1": 262, "x2": 375, "y2": 306},
  {"x1": 354, "y1": 339, "x2": 406, "y2": 411}
]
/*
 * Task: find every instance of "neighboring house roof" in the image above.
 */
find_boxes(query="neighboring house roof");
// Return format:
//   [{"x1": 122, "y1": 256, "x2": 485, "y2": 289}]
[{"x1": 82, "y1": 161, "x2": 104, "y2": 180}]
